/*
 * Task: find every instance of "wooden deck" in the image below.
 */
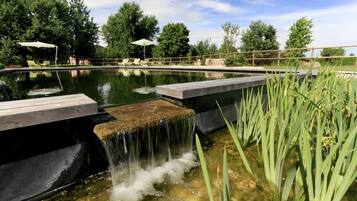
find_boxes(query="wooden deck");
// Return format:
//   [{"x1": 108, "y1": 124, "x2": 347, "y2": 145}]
[{"x1": 0, "y1": 94, "x2": 97, "y2": 131}]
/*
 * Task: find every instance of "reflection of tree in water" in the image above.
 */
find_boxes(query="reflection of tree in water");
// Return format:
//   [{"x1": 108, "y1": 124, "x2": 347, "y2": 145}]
[
  {"x1": 0, "y1": 73, "x2": 29, "y2": 101},
  {"x1": 0, "y1": 70, "x2": 231, "y2": 105}
]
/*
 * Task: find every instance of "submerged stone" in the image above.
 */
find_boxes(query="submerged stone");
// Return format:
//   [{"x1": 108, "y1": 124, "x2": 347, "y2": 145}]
[{"x1": 93, "y1": 100, "x2": 194, "y2": 141}]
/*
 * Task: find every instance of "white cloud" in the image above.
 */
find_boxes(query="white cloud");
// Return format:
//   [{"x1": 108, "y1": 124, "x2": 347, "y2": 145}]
[
  {"x1": 242, "y1": 0, "x2": 274, "y2": 6},
  {"x1": 189, "y1": 28, "x2": 224, "y2": 44},
  {"x1": 83, "y1": 0, "x2": 120, "y2": 9},
  {"x1": 253, "y1": 3, "x2": 357, "y2": 47},
  {"x1": 196, "y1": 0, "x2": 242, "y2": 14}
]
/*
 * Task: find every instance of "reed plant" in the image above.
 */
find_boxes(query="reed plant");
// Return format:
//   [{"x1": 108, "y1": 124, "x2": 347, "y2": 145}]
[{"x1": 198, "y1": 71, "x2": 357, "y2": 201}]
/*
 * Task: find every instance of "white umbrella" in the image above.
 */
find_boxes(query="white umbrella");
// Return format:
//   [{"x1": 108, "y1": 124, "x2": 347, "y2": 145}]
[
  {"x1": 18, "y1": 41, "x2": 58, "y2": 65},
  {"x1": 131, "y1": 39, "x2": 155, "y2": 59},
  {"x1": 19, "y1": 41, "x2": 62, "y2": 90}
]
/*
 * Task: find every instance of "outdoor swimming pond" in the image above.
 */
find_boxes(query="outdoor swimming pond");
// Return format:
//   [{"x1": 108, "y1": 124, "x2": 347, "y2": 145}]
[{"x1": 0, "y1": 70, "x2": 249, "y2": 107}]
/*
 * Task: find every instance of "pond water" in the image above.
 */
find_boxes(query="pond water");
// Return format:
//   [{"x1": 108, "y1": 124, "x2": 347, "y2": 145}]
[
  {"x1": 45, "y1": 128, "x2": 357, "y2": 201},
  {"x1": 0, "y1": 70, "x2": 248, "y2": 107},
  {"x1": 46, "y1": 129, "x2": 270, "y2": 201}
]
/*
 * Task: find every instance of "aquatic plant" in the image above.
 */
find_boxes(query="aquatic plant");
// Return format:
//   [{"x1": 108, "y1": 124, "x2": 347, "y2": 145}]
[
  {"x1": 196, "y1": 134, "x2": 230, "y2": 201},
  {"x1": 200, "y1": 71, "x2": 357, "y2": 201}
]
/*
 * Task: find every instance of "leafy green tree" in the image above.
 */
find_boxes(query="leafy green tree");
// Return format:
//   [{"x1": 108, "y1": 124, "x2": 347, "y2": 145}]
[
  {"x1": 102, "y1": 2, "x2": 159, "y2": 58},
  {"x1": 189, "y1": 39, "x2": 218, "y2": 56},
  {"x1": 321, "y1": 48, "x2": 345, "y2": 57},
  {"x1": 94, "y1": 45, "x2": 108, "y2": 59},
  {"x1": 285, "y1": 17, "x2": 313, "y2": 58},
  {"x1": 0, "y1": 0, "x2": 98, "y2": 66},
  {"x1": 25, "y1": 0, "x2": 72, "y2": 61},
  {"x1": 156, "y1": 23, "x2": 190, "y2": 57},
  {"x1": 241, "y1": 20, "x2": 279, "y2": 52},
  {"x1": 68, "y1": 0, "x2": 98, "y2": 65},
  {"x1": 220, "y1": 22, "x2": 240, "y2": 54},
  {"x1": 0, "y1": 0, "x2": 31, "y2": 65},
  {"x1": 321, "y1": 48, "x2": 346, "y2": 65}
]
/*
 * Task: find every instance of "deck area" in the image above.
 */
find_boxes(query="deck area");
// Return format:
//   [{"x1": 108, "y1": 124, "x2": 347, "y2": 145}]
[{"x1": 0, "y1": 94, "x2": 97, "y2": 131}]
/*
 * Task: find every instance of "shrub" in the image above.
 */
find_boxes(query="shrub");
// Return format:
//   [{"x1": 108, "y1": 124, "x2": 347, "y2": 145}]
[
  {"x1": 224, "y1": 54, "x2": 247, "y2": 67},
  {"x1": 0, "y1": 63, "x2": 4, "y2": 69}
]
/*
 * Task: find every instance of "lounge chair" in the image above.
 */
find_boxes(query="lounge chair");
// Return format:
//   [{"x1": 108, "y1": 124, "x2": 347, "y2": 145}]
[
  {"x1": 141, "y1": 59, "x2": 151, "y2": 66},
  {"x1": 118, "y1": 59, "x2": 130, "y2": 66},
  {"x1": 27, "y1": 60, "x2": 40, "y2": 68},
  {"x1": 41, "y1": 60, "x2": 50, "y2": 67},
  {"x1": 133, "y1": 58, "x2": 141, "y2": 66}
]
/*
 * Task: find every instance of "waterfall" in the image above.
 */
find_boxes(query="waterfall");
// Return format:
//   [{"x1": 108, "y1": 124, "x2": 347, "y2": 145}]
[{"x1": 101, "y1": 116, "x2": 196, "y2": 201}]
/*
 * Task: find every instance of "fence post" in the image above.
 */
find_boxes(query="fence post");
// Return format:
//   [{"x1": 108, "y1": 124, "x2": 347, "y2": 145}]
[
  {"x1": 277, "y1": 51, "x2": 281, "y2": 67},
  {"x1": 311, "y1": 48, "x2": 314, "y2": 64},
  {"x1": 252, "y1": 52, "x2": 255, "y2": 67}
]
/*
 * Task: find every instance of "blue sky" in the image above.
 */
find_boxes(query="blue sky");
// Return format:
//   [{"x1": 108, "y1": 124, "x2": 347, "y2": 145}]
[{"x1": 83, "y1": 0, "x2": 357, "y2": 48}]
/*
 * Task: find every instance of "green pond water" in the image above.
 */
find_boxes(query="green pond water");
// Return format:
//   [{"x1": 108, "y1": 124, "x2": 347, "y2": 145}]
[
  {"x1": 0, "y1": 70, "x2": 248, "y2": 107},
  {"x1": 45, "y1": 128, "x2": 357, "y2": 201}
]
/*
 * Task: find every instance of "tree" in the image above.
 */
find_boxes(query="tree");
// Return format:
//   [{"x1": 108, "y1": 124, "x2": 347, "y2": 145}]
[
  {"x1": 220, "y1": 22, "x2": 240, "y2": 54},
  {"x1": 321, "y1": 48, "x2": 345, "y2": 65},
  {"x1": 102, "y1": 2, "x2": 159, "y2": 58},
  {"x1": 0, "y1": 0, "x2": 31, "y2": 65},
  {"x1": 24, "y1": 0, "x2": 72, "y2": 61},
  {"x1": 321, "y1": 48, "x2": 345, "y2": 57},
  {"x1": 68, "y1": 0, "x2": 98, "y2": 65},
  {"x1": 285, "y1": 17, "x2": 313, "y2": 57},
  {"x1": 0, "y1": 0, "x2": 98, "y2": 66},
  {"x1": 241, "y1": 20, "x2": 279, "y2": 52},
  {"x1": 189, "y1": 39, "x2": 218, "y2": 56},
  {"x1": 156, "y1": 23, "x2": 190, "y2": 57}
]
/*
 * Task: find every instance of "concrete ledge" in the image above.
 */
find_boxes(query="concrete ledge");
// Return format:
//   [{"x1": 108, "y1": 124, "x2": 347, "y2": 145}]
[
  {"x1": 156, "y1": 73, "x2": 308, "y2": 99},
  {"x1": 156, "y1": 75, "x2": 266, "y2": 99},
  {"x1": 0, "y1": 94, "x2": 97, "y2": 131}
]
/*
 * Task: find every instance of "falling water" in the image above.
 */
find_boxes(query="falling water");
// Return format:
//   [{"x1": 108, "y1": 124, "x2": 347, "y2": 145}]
[{"x1": 101, "y1": 117, "x2": 196, "y2": 201}]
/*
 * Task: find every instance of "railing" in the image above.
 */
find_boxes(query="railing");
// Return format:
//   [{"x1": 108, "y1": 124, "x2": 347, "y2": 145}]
[{"x1": 56, "y1": 44, "x2": 357, "y2": 68}]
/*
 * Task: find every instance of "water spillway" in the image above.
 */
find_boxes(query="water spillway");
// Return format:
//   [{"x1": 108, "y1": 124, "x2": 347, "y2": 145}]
[{"x1": 93, "y1": 100, "x2": 196, "y2": 201}]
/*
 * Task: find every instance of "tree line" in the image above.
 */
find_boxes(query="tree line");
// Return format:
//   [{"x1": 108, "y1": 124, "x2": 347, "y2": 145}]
[
  {"x1": 0, "y1": 0, "x2": 98, "y2": 66},
  {"x1": 98, "y1": 2, "x2": 314, "y2": 60},
  {"x1": 0, "y1": 1, "x2": 348, "y2": 68}
]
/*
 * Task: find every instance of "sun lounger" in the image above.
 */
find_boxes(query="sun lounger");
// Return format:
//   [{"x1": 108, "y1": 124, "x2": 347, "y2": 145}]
[
  {"x1": 41, "y1": 60, "x2": 51, "y2": 67},
  {"x1": 27, "y1": 60, "x2": 40, "y2": 68},
  {"x1": 118, "y1": 59, "x2": 130, "y2": 66},
  {"x1": 141, "y1": 59, "x2": 151, "y2": 66},
  {"x1": 133, "y1": 58, "x2": 141, "y2": 66}
]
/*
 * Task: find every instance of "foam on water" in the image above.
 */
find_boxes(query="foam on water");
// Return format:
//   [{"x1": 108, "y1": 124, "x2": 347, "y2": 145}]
[{"x1": 111, "y1": 152, "x2": 197, "y2": 201}]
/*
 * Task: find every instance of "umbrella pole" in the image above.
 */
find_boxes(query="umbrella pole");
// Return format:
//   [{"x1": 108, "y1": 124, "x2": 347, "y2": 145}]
[
  {"x1": 54, "y1": 46, "x2": 63, "y2": 91},
  {"x1": 144, "y1": 45, "x2": 146, "y2": 59},
  {"x1": 55, "y1": 46, "x2": 58, "y2": 66}
]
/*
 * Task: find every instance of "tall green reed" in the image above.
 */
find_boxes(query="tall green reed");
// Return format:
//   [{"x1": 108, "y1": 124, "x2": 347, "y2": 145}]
[{"x1": 199, "y1": 71, "x2": 357, "y2": 201}]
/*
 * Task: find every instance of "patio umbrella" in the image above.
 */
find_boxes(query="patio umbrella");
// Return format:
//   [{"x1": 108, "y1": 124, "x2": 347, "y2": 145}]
[
  {"x1": 131, "y1": 39, "x2": 155, "y2": 59},
  {"x1": 19, "y1": 41, "x2": 62, "y2": 90},
  {"x1": 18, "y1": 41, "x2": 58, "y2": 65}
]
